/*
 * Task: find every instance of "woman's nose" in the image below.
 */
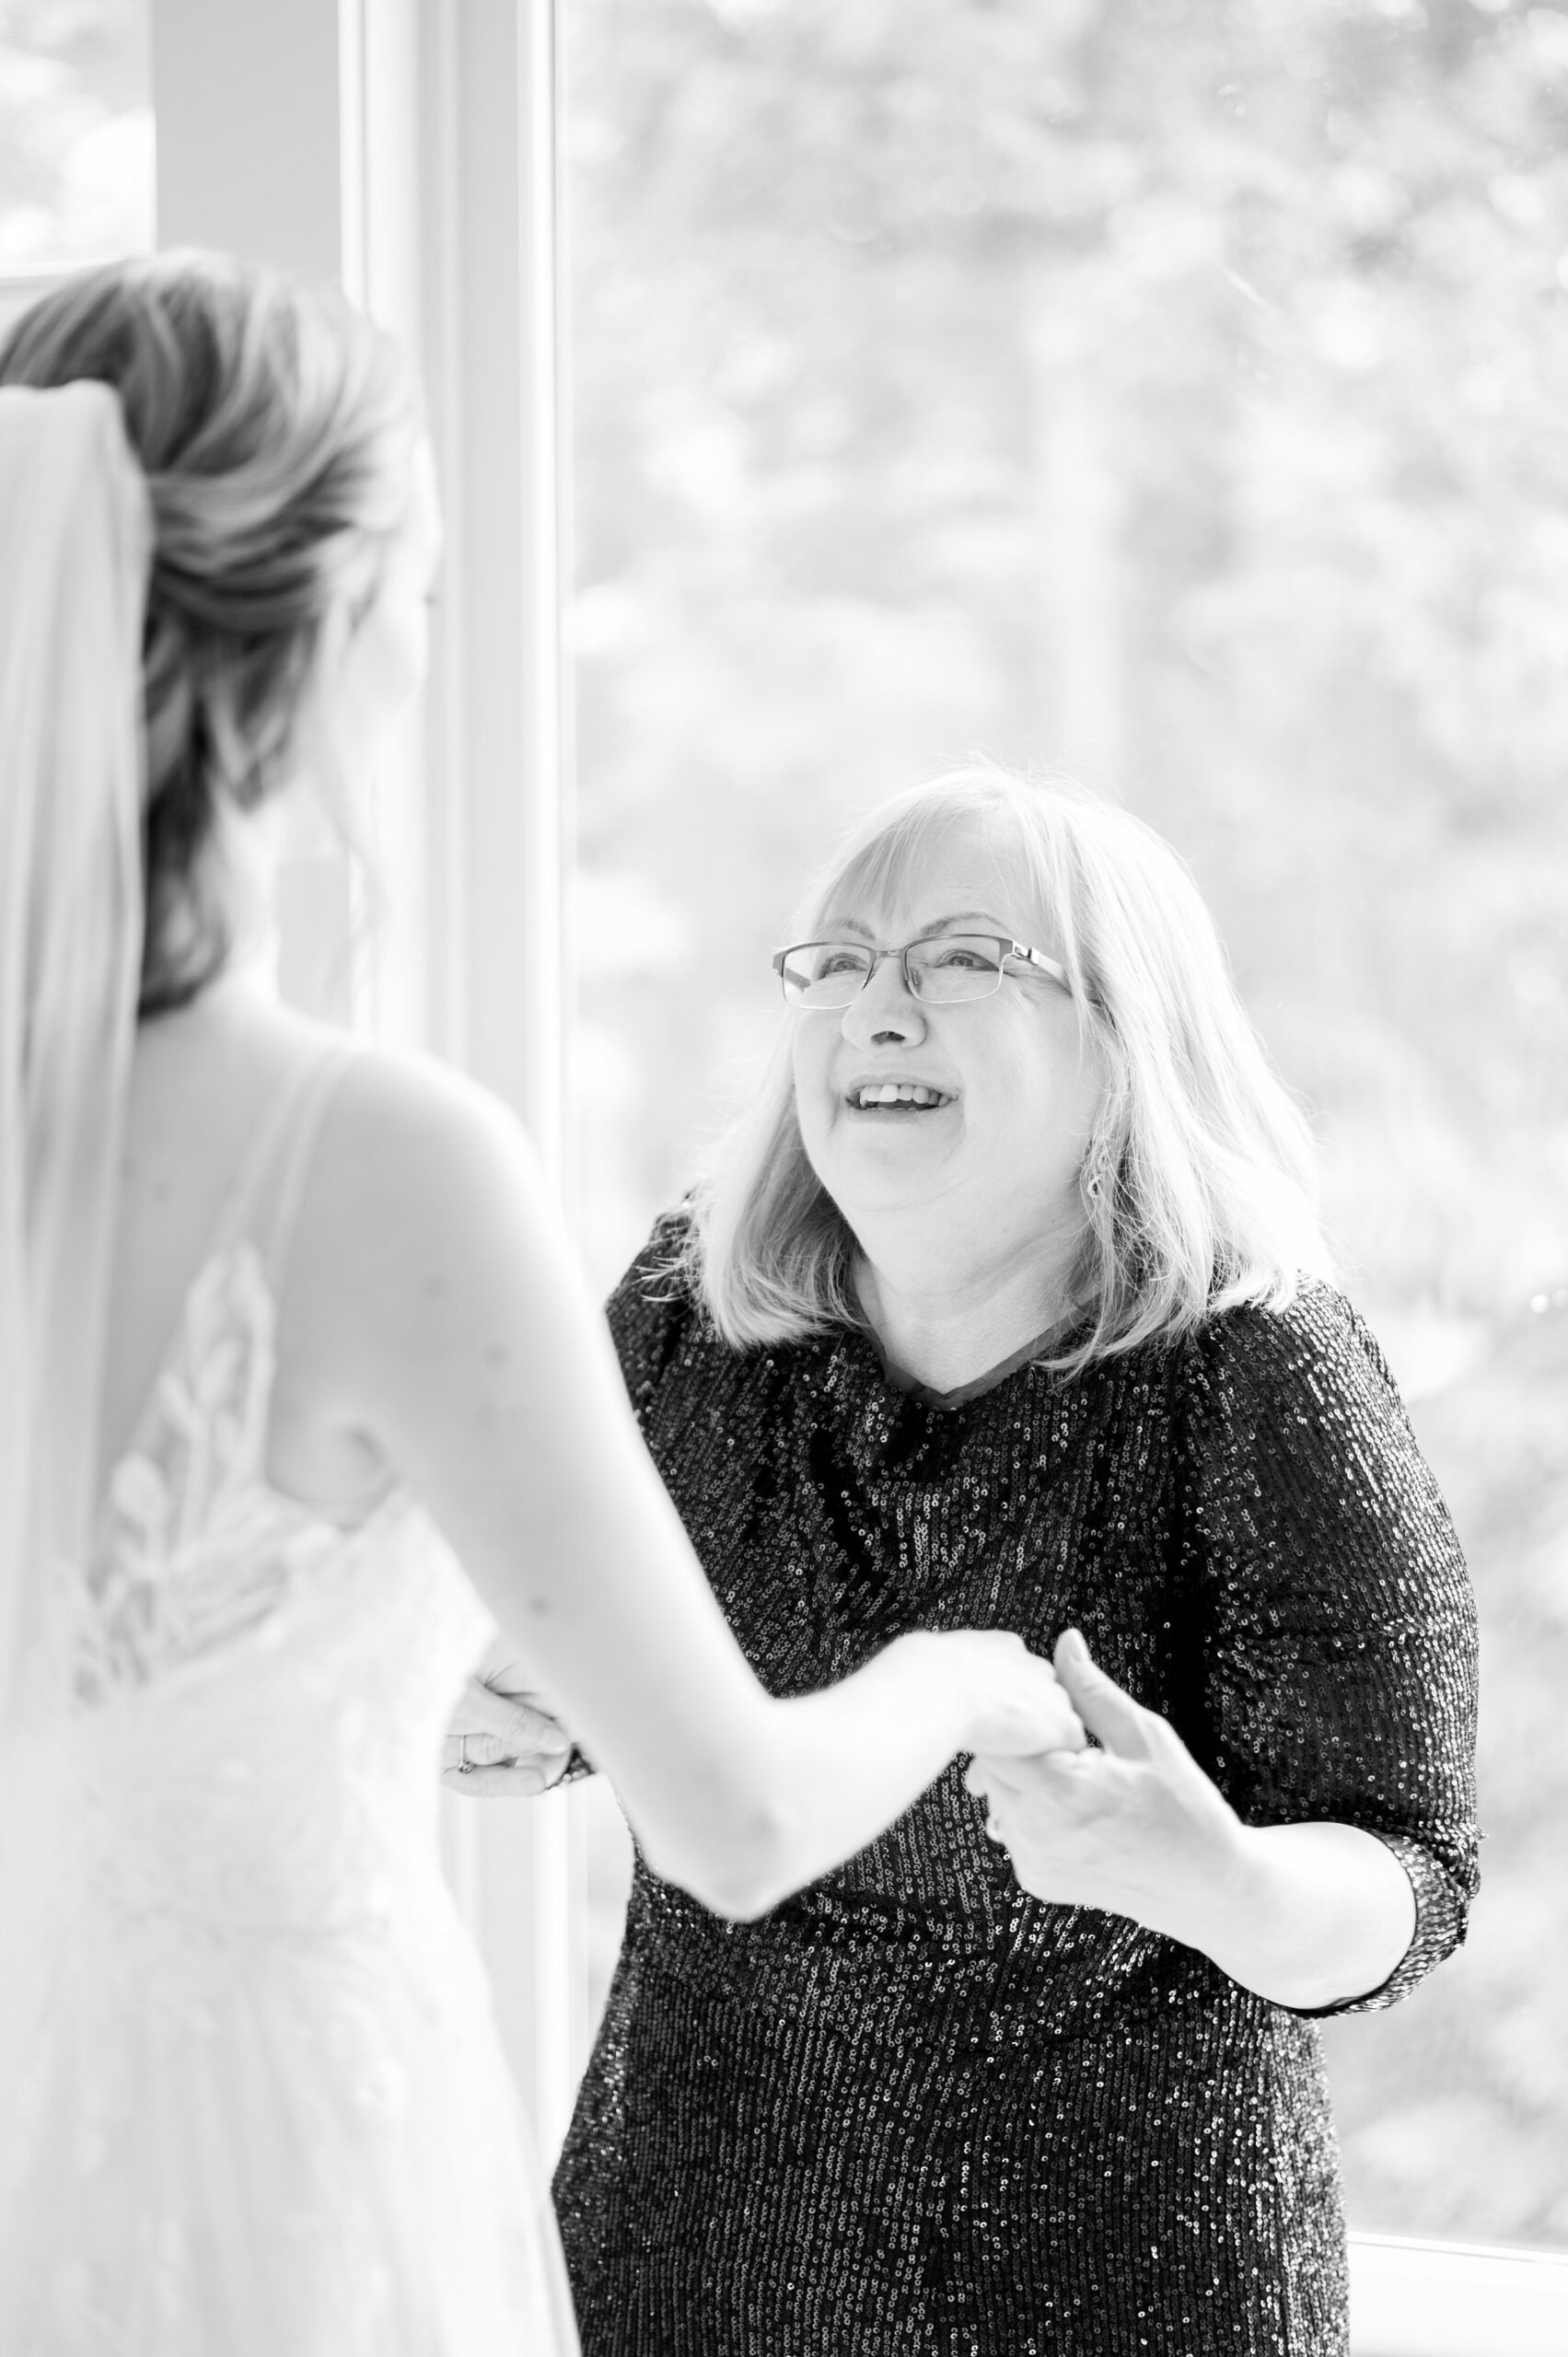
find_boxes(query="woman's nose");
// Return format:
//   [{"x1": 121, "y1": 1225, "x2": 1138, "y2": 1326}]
[{"x1": 842, "y1": 954, "x2": 927, "y2": 1048}]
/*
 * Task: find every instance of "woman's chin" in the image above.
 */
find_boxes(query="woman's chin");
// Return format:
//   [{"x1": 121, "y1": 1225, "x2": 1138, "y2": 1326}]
[
  {"x1": 819, "y1": 1137, "x2": 964, "y2": 1222},
  {"x1": 834, "y1": 1101, "x2": 958, "y2": 1148}
]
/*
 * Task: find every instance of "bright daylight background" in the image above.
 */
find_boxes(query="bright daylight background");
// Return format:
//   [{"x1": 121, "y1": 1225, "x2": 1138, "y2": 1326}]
[
  {"x1": 0, "y1": 2, "x2": 149, "y2": 268},
  {"x1": 4, "y1": 0, "x2": 1566, "y2": 2258},
  {"x1": 563, "y1": 0, "x2": 1568, "y2": 2253}
]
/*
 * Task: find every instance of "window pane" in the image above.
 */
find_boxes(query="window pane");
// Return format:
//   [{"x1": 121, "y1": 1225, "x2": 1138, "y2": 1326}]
[
  {"x1": 564, "y1": 0, "x2": 1568, "y2": 2249},
  {"x1": 0, "y1": 0, "x2": 153, "y2": 274}
]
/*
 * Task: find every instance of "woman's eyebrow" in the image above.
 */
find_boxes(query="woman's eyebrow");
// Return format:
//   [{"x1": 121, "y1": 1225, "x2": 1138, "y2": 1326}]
[{"x1": 923, "y1": 910, "x2": 1012, "y2": 933}]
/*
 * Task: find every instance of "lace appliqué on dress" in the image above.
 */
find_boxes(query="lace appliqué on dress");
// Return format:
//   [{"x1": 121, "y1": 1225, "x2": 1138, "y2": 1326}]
[{"x1": 78, "y1": 1245, "x2": 312, "y2": 1704}]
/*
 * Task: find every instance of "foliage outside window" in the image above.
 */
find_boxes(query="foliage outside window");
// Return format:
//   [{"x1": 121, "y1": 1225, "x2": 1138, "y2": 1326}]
[
  {"x1": 565, "y1": 0, "x2": 1568, "y2": 2251},
  {"x1": 0, "y1": 1, "x2": 151, "y2": 273}
]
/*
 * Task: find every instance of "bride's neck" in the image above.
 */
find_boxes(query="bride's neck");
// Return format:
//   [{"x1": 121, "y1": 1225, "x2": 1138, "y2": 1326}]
[{"x1": 140, "y1": 794, "x2": 294, "y2": 1032}]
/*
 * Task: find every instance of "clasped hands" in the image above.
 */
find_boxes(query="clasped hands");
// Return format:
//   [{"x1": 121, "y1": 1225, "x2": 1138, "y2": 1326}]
[
  {"x1": 968, "y1": 1626, "x2": 1247, "y2": 1945},
  {"x1": 444, "y1": 1627, "x2": 1246, "y2": 1947}
]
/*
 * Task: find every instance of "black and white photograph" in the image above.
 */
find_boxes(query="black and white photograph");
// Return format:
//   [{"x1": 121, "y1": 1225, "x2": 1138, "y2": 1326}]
[{"x1": 0, "y1": 4, "x2": 1564, "y2": 2351}]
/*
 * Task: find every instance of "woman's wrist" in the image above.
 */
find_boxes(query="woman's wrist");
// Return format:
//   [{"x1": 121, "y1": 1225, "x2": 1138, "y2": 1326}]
[
  {"x1": 1176, "y1": 1818, "x2": 1283, "y2": 1970},
  {"x1": 1189, "y1": 1821, "x2": 1417, "y2": 2010},
  {"x1": 1105, "y1": 1802, "x2": 1259, "y2": 1962}
]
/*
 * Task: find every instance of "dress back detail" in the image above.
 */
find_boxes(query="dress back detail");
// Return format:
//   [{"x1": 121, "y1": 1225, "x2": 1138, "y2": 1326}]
[
  {"x1": 84, "y1": 1044, "x2": 368, "y2": 1701},
  {"x1": 1, "y1": 1041, "x2": 582, "y2": 2357}
]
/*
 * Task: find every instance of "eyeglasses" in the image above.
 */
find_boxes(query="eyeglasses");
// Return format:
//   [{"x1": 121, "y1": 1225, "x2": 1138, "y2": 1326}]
[{"x1": 772, "y1": 933, "x2": 1071, "y2": 1010}]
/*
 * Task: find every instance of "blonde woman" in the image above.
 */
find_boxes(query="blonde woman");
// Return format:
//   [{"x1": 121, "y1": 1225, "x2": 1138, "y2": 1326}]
[
  {"x1": 0, "y1": 268, "x2": 1080, "y2": 2357},
  {"x1": 540, "y1": 769, "x2": 1480, "y2": 2356}
]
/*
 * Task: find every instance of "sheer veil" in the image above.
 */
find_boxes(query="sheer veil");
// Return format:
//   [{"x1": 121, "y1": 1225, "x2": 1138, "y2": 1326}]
[{"x1": 0, "y1": 380, "x2": 150, "y2": 2156}]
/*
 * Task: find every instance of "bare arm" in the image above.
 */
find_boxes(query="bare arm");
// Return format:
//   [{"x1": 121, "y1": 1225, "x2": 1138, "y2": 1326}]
[
  {"x1": 293, "y1": 1054, "x2": 1082, "y2": 1916},
  {"x1": 1214, "y1": 1822, "x2": 1416, "y2": 2011},
  {"x1": 971, "y1": 1633, "x2": 1415, "y2": 2011}
]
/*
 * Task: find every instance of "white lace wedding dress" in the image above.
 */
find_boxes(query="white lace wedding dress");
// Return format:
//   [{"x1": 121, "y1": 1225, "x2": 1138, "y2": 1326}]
[{"x1": 0, "y1": 1051, "x2": 580, "y2": 2356}]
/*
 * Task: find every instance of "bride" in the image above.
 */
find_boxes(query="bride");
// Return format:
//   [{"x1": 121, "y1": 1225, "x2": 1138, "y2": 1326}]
[{"x1": 0, "y1": 251, "x2": 1084, "y2": 2355}]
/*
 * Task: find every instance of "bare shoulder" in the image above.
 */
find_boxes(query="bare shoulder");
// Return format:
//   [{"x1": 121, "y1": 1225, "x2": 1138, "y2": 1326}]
[
  {"x1": 289, "y1": 1040, "x2": 606, "y2": 1490},
  {"x1": 308, "y1": 1044, "x2": 553, "y2": 1306},
  {"x1": 329, "y1": 1042, "x2": 533, "y2": 1191}
]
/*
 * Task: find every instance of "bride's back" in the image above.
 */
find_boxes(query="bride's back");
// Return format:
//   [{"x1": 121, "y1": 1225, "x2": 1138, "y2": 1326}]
[
  {"x1": 102, "y1": 989, "x2": 394, "y2": 1527},
  {"x1": 23, "y1": 997, "x2": 575, "y2": 2357}
]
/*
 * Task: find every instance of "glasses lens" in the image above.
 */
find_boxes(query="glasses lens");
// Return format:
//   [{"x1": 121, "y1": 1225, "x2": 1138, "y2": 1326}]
[
  {"x1": 779, "y1": 943, "x2": 874, "y2": 1006},
  {"x1": 906, "y1": 935, "x2": 1006, "y2": 1003}
]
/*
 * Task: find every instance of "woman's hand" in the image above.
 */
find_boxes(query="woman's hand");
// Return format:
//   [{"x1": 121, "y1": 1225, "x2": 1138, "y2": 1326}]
[
  {"x1": 441, "y1": 1642, "x2": 575, "y2": 1799},
  {"x1": 966, "y1": 1629, "x2": 1246, "y2": 1941},
  {"x1": 968, "y1": 1629, "x2": 1421, "y2": 2009},
  {"x1": 929, "y1": 1629, "x2": 1088, "y2": 1760}
]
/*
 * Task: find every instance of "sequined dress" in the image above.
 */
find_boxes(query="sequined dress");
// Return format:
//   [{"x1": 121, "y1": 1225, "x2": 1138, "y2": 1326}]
[
  {"x1": 0, "y1": 1053, "x2": 581, "y2": 2357},
  {"x1": 554, "y1": 1216, "x2": 1480, "y2": 2357}
]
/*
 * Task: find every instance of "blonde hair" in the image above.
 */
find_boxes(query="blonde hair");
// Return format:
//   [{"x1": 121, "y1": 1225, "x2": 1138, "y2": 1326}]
[
  {"x1": 686, "y1": 766, "x2": 1330, "y2": 1374},
  {"x1": 0, "y1": 250, "x2": 418, "y2": 1014}
]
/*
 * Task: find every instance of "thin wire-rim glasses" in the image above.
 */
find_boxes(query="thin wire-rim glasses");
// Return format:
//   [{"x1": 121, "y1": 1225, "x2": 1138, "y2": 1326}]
[{"x1": 772, "y1": 933, "x2": 1072, "y2": 1010}]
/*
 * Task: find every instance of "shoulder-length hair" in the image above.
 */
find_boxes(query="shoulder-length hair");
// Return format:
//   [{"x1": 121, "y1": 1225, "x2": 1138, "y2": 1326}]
[{"x1": 682, "y1": 765, "x2": 1330, "y2": 1375}]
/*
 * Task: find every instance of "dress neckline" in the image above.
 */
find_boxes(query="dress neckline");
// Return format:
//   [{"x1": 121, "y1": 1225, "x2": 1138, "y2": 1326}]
[
  {"x1": 890, "y1": 1325, "x2": 1066, "y2": 1409},
  {"x1": 856, "y1": 1310, "x2": 1086, "y2": 1411}
]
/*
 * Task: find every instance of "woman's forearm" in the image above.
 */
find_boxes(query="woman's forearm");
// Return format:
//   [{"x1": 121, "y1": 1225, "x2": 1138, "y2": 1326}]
[
  {"x1": 976, "y1": 1643, "x2": 1422, "y2": 2011},
  {"x1": 1189, "y1": 1820, "x2": 1417, "y2": 2011}
]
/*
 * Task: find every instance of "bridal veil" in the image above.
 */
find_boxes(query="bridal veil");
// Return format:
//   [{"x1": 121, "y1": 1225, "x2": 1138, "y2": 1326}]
[{"x1": 0, "y1": 379, "x2": 150, "y2": 2171}]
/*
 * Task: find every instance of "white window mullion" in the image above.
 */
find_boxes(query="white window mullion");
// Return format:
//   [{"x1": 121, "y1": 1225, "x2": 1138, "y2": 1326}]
[
  {"x1": 345, "y1": 0, "x2": 581, "y2": 2164},
  {"x1": 150, "y1": 0, "x2": 582, "y2": 2165}
]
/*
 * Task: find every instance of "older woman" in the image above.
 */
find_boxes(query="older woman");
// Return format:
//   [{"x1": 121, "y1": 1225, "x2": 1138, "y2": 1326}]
[{"x1": 481, "y1": 768, "x2": 1479, "y2": 2355}]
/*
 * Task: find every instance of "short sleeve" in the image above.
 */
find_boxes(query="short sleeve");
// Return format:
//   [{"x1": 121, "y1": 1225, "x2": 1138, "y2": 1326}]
[{"x1": 1177, "y1": 1283, "x2": 1481, "y2": 2015}]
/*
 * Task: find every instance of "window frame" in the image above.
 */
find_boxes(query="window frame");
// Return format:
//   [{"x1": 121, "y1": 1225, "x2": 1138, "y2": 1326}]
[
  {"x1": 333, "y1": 0, "x2": 587, "y2": 2161},
  {"x1": 148, "y1": 0, "x2": 586, "y2": 2155},
  {"x1": 1347, "y1": 2233, "x2": 1568, "y2": 2356}
]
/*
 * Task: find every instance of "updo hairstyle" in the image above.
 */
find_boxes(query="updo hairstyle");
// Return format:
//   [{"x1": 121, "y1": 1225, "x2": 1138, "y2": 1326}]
[{"x1": 0, "y1": 250, "x2": 418, "y2": 1014}]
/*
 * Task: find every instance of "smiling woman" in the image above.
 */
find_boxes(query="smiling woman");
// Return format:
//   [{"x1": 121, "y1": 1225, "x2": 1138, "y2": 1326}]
[
  {"x1": 552, "y1": 764, "x2": 1479, "y2": 2357},
  {"x1": 690, "y1": 766, "x2": 1328, "y2": 1386},
  {"x1": 784, "y1": 819, "x2": 1104, "y2": 1394}
]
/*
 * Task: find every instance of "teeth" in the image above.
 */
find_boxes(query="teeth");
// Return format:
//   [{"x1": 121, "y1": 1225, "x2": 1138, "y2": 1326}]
[{"x1": 854, "y1": 1084, "x2": 947, "y2": 1109}]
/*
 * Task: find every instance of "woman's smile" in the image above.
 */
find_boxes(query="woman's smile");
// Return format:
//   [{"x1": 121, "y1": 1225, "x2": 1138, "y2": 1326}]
[
  {"x1": 791, "y1": 821, "x2": 1103, "y2": 1241},
  {"x1": 843, "y1": 1074, "x2": 958, "y2": 1115}
]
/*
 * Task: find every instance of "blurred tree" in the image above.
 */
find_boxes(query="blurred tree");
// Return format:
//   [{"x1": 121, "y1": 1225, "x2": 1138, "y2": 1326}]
[
  {"x1": 565, "y1": 0, "x2": 1568, "y2": 2247},
  {"x1": 0, "y1": 1, "x2": 151, "y2": 268}
]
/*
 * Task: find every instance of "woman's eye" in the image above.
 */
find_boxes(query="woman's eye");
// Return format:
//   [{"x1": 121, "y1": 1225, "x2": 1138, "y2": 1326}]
[
  {"x1": 818, "y1": 950, "x2": 865, "y2": 977},
  {"x1": 931, "y1": 944, "x2": 994, "y2": 970}
]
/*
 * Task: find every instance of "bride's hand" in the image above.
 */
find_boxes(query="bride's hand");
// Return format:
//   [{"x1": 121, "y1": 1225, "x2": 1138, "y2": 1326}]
[{"x1": 919, "y1": 1629, "x2": 1088, "y2": 1759}]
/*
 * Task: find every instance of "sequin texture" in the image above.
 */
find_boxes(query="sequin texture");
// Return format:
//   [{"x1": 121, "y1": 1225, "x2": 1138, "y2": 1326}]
[{"x1": 554, "y1": 1215, "x2": 1481, "y2": 2356}]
